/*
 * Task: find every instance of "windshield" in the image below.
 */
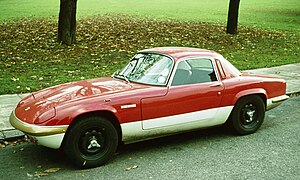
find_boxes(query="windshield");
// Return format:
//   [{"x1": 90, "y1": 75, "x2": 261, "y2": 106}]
[{"x1": 114, "y1": 53, "x2": 174, "y2": 86}]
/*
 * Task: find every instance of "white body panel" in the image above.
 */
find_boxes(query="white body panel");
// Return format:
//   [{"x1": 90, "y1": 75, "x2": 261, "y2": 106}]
[
  {"x1": 121, "y1": 106, "x2": 233, "y2": 143},
  {"x1": 29, "y1": 133, "x2": 65, "y2": 149},
  {"x1": 143, "y1": 107, "x2": 220, "y2": 129}
]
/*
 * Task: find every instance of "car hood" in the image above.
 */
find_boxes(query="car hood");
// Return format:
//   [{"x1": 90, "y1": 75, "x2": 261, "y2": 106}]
[
  {"x1": 15, "y1": 77, "x2": 142, "y2": 124},
  {"x1": 36, "y1": 77, "x2": 133, "y2": 103}
]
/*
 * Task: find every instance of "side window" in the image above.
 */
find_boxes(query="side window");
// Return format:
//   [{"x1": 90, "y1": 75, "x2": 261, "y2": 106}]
[
  {"x1": 171, "y1": 58, "x2": 217, "y2": 86},
  {"x1": 171, "y1": 61, "x2": 192, "y2": 86}
]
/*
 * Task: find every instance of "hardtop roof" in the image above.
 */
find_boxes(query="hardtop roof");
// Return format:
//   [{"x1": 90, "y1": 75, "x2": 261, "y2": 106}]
[{"x1": 139, "y1": 47, "x2": 219, "y2": 60}]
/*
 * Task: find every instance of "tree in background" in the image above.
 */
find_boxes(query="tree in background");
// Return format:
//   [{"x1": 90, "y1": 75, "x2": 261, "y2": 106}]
[
  {"x1": 227, "y1": 0, "x2": 241, "y2": 34},
  {"x1": 58, "y1": 0, "x2": 78, "y2": 45}
]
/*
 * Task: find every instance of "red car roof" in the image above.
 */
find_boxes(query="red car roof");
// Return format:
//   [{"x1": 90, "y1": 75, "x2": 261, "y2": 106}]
[{"x1": 139, "y1": 47, "x2": 219, "y2": 61}]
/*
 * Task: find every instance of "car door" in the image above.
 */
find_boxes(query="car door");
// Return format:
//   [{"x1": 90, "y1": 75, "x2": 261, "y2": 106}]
[{"x1": 141, "y1": 58, "x2": 225, "y2": 130}]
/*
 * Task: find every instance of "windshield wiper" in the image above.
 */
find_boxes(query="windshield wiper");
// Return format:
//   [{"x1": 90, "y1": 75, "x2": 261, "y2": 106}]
[
  {"x1": 119, "y1": 74, "x2": 130, "y2": 83},
  {"x1": 113, "y1": 73, "x2": 130, "y2": 83},
  {"x1": 112, "y1": 70, "x2": 131, "y2": 83}
]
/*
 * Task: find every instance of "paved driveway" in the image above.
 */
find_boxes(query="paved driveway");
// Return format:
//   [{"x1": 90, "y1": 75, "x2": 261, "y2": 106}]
[{"x1": 0, "y1": 96, "x2": 299, "y2": 179}]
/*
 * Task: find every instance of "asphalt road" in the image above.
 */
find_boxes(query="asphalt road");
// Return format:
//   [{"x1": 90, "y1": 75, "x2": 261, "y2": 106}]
[{"x1": 0, "y1": 96, "x2": 299, "y2": 180}]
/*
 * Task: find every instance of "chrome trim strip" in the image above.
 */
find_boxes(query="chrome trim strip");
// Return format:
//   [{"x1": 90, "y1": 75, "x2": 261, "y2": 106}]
[
  {"x1": 272, "y1": 95, "x2": 289, "y2": 103},
  {"x1": 9, "y1": 111, "x2": 68, "y2": 136},
  {"x1": 121, "y1": 104, "x2": 137, "y2": 109},
  {"x1": 266, "y1": 94, "x2": 289, "y2": 111}
]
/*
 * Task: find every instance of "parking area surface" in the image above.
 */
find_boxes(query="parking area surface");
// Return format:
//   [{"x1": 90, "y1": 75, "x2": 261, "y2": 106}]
[{"x1": 0, "y1": 96, "x2": 299, "y2": 179}]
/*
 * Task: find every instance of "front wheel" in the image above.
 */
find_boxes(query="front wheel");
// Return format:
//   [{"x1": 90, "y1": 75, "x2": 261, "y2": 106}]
[
  {"x1": 63, "y1": 116, "x2": 118, "y2": 168},
  {"x1": 228, "y1": 95, "x2": 265, "y2": 135}
]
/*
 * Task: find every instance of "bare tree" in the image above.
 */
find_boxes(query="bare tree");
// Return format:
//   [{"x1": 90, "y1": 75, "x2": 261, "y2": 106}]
[
  {"x1": 227, "y1": 0, "x2": 241, "y2": 34},
  {"x1": 58, "y1": 0, "x2": 78, "y2": 45}
]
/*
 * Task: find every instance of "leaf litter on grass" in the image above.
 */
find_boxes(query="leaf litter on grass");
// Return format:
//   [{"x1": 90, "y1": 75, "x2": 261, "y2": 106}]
[{"x1": 0, "y1": 15, "x2": 299, "y2": 94}]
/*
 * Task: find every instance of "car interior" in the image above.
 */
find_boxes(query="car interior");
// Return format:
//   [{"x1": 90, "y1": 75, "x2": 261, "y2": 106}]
[{"x1": 171, "y1": 59, "x2": 217, "y2": 86}]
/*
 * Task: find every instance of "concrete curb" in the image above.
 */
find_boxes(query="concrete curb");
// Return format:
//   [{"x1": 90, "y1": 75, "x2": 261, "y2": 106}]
[
  {"x1": 0, "y1": 93, "x2": 30, "y2": 141},
  {"x1": 287, "y1": 92, "x2": 300, "y2": 97},
  {"x1": 0, "y1": 129, "x2": 25, "y2": 141}
]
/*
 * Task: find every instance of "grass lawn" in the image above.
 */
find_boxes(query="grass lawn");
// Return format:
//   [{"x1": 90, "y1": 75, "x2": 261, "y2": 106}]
[
  {"x1": 0, "y1": 0, "x2": 299, "y2": 95},
  {"x1": 1, "y1": 0, "x2": 299, "y2": 31}
]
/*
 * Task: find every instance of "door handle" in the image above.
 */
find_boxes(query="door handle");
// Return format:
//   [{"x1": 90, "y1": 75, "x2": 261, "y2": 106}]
[{"x1": 209, "y1": 82, "x2": 222, "y2": 87}]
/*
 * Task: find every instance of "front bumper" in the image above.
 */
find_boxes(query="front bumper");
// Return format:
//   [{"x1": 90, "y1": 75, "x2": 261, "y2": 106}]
[
  {"x1": 266, "y1": 94, "x2": 289, "y2": 111},
  {"x1": 9, "y1": 111, "x2": 68, "y2": 149}
]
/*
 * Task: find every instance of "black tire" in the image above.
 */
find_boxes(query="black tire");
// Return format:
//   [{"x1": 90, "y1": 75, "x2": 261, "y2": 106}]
[
  {"x1": 228, "y1": 95, "x2": 265, "y2": 135},
  {"x1": 63, "y1": 116, "x2": 118, "y2": 168}
]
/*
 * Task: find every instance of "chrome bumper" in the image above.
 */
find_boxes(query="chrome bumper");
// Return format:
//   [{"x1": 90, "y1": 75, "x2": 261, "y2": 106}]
[
  {"x1": 9, "y1": 111, "x2": 68, "y2": 136},
  {"x1": 266, "y1": 94, "x2": 289, "y2": 111}
]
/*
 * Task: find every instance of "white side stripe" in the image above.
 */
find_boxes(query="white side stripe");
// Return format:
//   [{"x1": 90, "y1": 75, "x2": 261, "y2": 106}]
[
  {"x1": 121, "y1": 106, "x2": 233, "y2": 144},
  {"x1": 143, "y1": 107, "x2": 219, "y2": 129}
]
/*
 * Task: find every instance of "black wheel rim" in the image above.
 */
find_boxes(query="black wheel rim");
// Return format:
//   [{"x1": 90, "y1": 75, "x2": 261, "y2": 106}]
[
  {"x1": 240, "y1": 103, "x2": 259, "y2": 129},
  {"x1": 79, "y1": 127, "x2": 106, "y2": 157}
]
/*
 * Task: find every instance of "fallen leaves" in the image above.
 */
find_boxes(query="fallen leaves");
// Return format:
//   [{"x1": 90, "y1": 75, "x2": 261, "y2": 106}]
[
  {"x1": 33, "y1": 167, "x2": 61, "y2": 177},
  {"x1": 0, "y1": 137, "x2": 28, "y2": 148},
  {"x1": 11, "y1": 77, "x2": 19, "y2": 81},
  {"x1": 0, "y1": 15, "x2": 299, "y2": 95},
  {"x1": 0, "y1": 140, "x2": 8, "y2": 148},
  {"x1": 34, "y1": 172, "x2": 49, "y2": 177},
  {"x1": 44, "y1": 167, "x2": 61, "y2": 173},
  {"x1": 0, "y1": 15, "x2": 287, "y2": 65},
  {"x1": 125, "y1": 165, "x2": 138, "y2": 171}
]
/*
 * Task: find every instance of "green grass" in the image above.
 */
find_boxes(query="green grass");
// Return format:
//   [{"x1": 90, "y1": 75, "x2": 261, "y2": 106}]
[
  {"x1": 0, "y1": 0, "x2": 299, "y2": 95},
  {"x1": 0, "y1": 0, "x2": 299, "y2": 31}
]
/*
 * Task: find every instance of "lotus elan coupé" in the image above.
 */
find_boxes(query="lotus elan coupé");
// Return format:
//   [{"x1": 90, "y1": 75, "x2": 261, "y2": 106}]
[{"x1": 10, "y1": 47, "x2": 289, "y2": 168}]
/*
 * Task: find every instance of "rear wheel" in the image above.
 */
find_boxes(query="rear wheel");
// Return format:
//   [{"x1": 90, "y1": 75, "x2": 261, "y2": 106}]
[
  {"x1": 228, "y1": 95, "x2": 265, "y2": 135},
  {"x1": 63, "y1": 116, "x2": 118, "y2": 168}
]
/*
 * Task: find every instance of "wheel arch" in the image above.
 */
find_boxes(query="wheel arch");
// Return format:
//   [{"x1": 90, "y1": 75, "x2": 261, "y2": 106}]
[
  {"x1": 233, "y1": 88, "x2": 267, "y2": 108},
  {"x1": 62, "y1": 110, "x2": 122, "y2": 147},
  {"x1": 226, "y1": 93, "x2": 266, "y2": 135}
]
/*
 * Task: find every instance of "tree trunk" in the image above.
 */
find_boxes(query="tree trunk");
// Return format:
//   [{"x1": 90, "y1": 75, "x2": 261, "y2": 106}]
[
  {"x1": 226, "y1": 0, "x2": 241, "y2": 34},
  {"x1": 58, "y1": 0, "x2": 77, "y2": 45}
]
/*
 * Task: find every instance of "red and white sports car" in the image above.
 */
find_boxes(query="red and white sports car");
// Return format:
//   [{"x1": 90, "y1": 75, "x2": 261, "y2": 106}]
[{"x1": 10, "y1": 47, "x2": 288, "y2": 168}]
